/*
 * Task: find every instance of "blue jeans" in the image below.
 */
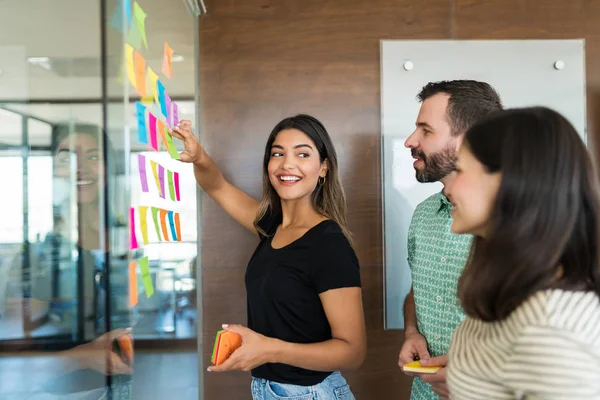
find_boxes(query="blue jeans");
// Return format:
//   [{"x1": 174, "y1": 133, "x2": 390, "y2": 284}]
[{"x1": 251, "y1": 372, "x2": 355, "y2": 400}]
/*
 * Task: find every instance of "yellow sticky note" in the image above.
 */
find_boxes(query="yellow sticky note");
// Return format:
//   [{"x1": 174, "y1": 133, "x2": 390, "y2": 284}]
[
  {"x1": 402, "y1": 360, "x2": 441, "y2": 374},
  {"x1": 146, "y1": 67, "x2": 160, "y2": 105},
  {"x1": 124, "y1": 43, "x2": 137, "y2": 89},
  {"x1": 150, "y1": 160, "x2": 162, "y2": 197},
  {"x1": 138, "y1": 206, "x2": 149, "y2": 245}
]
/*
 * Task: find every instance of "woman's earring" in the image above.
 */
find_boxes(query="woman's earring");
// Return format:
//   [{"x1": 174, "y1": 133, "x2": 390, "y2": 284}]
[{"x1": 318, "y1": 176, "x2": 326, "y2": 185}]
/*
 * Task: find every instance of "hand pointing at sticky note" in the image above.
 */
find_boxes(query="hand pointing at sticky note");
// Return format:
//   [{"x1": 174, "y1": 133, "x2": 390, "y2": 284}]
[{"x1": 168, "y1": 120, "x2": 201, "y2": 164}]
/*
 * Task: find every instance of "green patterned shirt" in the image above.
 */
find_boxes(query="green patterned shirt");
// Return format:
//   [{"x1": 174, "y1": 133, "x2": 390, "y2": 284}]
[{"x1": 407, "y1": 192, "x2": 472, "y2": 400}]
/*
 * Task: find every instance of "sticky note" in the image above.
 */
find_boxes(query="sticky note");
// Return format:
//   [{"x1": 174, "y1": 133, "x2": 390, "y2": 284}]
[
  {"x1": 125, "y1": 44, "x2": 137, "y2": 89},
  {"x1": 167, "y1": 211, "x2": 177, "y2": 241},
  {"x1": 110, "y1": 0, "x2": 132, "y2": 33},
  {"x1": 157, "y1": 120, "x2": 167, "y2": 150},
  {"x1": 128, "y1": 260, "x2": 138, "y2": 307},
  {"x1": 157, "y1": 80, "x2": 167, "y2": 118},
  {"x1": 127, "y1": 23, "x2": 142, "y2": 51},
  {"x1": 138, "y1": 153, "x2": 149, "y2": 192},
  {"x1": 148, "y1": 112, "x2": 158, "y2": 151},
  {"x1": 159, "y1": 209, "x2": 170, "y2": 241},
  {"x1": 139, "y1": 256, "x2": 154, "y2": 298},
  {"x1": 174, "y1": 212, "x2": 182, "y2": 242},
  {"x1": 135, "y1": 102, "x2": 148, "y2": 144},
  {"x1": 147, "y1": 67, "x2": 159, "y2": 105},
  {"x1": 167, "y1": 170, "x2": 176, "y2": 201},
  {"x1": 139, "y1": 206, "x2": 149, "y2": 245},
  {"x1": 132, "y1": 1, "x2": 148, "y2": 50},
  {"x1": 134, "y1": 50, "x2": 147, "y2": 97},
  {"x1": 151, "y1": 207, "x2": 162, "y2": 240},
  {"x1": 172, "y1": 102, "x2": 179, "y2": 126},
  {"x1": 150, "y1": 160, "x2": 162, "y2": 197},
  {"x1": 129, "y1": 207, "x2": 138, "y2": 250},
  {"x1": 174, "y1": 171, "x2": 181, "y2": 201},
  {"x1": 162, "y1": 41, "x2": 174, "y2": 79},
  {"x1": 165, "y1": 129, "x2": 181, "y2": 160},
  {"x1": 165, "y1": 93, "x2": 172, "y2": 126},
  {"x1": 158, "y1": 165, "x2": 165, "y2": 199}
]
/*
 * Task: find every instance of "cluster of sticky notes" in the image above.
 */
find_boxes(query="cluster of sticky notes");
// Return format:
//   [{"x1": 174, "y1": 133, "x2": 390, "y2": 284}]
[
  {"x1": 130, "y1": 206, "x2": 182, "y2": 249},
  {"x1": 138, "y1": 154, "x2": 181, "y2": 201},
  {"x1": 136, "y1": 102, "x2": 180, "y2": 159},
  {"x1": 111, "y1": 0, "x2": 148, "y2": 51},
  {"x1": 128, "y1": 256, "x2": 154, "y2": 303}
]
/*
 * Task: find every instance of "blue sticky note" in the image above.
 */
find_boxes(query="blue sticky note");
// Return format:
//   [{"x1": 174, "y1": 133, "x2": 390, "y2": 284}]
[
  {"x1": 167, "y1": 211, "x2": 177, "y2": 241},
  {"x1": 157, "y1": 80, "x2": 167, "y2": 118},
  {"x1": 110, "y1": 0, "x2": 132, "y2": 33},
  {"x1": 136, "y1": 102, "x2": 148, "y2": 144}
]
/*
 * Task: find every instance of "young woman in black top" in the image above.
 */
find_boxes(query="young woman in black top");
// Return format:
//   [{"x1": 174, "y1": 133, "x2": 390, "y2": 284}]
[{"x1": 170, "y1": 115, "x2": 366, "y2": 399}]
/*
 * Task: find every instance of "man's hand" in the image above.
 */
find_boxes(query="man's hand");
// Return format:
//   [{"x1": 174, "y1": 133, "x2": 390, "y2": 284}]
[
  {"x1": 420, "y1": 354, "x2": 449, "y2": 399},
  {"x1": 398, "y1": 329, "x2": 430, "y2": 373}
]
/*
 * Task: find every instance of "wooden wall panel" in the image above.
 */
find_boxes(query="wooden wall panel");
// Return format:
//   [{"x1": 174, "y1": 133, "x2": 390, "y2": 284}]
[
  {"x1": 199, "y1": 0, "x2": 451, "y2": 399},
  {"x1": 198, "y1": 0, "x2": 599, "y2": 399}
]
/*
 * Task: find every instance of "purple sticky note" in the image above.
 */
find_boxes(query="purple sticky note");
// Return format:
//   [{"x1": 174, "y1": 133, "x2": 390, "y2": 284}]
[
  {"x1": 138, "y1": 153, "x2": 149, "y2": 192},
  {"x1": 165, "y1": 93, "x2": 172, "y2": 126},
  {"x1": 172, "y1": 102, "x2": 179, "y2": 126},
  {"x1": 148, "y1": 112, "x2": 158, "y2": 151},
  {"x1": 158, "y1": 164, "x2": 165, "y2": 199}
]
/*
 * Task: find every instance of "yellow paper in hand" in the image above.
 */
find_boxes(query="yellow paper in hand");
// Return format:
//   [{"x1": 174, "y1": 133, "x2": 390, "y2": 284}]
[{"x1": 402, "y1": 360, "x2": 441, "y2": 374}]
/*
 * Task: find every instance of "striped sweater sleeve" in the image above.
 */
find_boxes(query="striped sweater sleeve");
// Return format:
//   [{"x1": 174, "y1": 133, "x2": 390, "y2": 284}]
[{"x1": 504, "y1": 325, "x2": 600, "y2": 399}]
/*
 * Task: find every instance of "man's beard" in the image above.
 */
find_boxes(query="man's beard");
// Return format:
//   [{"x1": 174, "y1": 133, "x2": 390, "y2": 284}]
[{"x1": 412, "y1": 142, "x2": 457, "y2": 183}]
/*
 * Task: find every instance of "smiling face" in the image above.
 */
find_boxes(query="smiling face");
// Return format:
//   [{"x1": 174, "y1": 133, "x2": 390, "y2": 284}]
[
  {"x1": 404, "y1": 93, "x2": 462, "y2": 183},
  {"x1": 54, "y1": 133, "x2": 103, "y2": 204},
  {"x1": 267, "y1": 128, "x2": 328, "y2": 202},
  {"x1": 444, "y1": 144, "x2": 501, "y2": 237}
]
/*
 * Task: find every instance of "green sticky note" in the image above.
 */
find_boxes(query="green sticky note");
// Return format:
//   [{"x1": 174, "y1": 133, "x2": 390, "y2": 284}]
[
  {"x1": 165, "y1": 128, "x2": 181, "y2": 160},
  {"x1": 167, "y1": 170, "x2": 176, "y2": 201},
  {"x1": 139, "y1": 256, "x2": 154, "y2": 298},
  {"x1": 151, "y1": 206, "x2": 162, "y2": 240},
  {"x1": 126, "y1": 23, "x2": 142, "y2": 51},
  {"x1": 133, "y1": 1, "x2": 148, "y2": 50}
]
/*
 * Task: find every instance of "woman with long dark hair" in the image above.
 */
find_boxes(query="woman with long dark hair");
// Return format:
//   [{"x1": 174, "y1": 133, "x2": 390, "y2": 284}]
[
  {"x1": 171, "y1": 115, "x2": 366, "y2": 399},
  {"x1": 437, "y1": 107, "x2": 600, "y2": 398}
]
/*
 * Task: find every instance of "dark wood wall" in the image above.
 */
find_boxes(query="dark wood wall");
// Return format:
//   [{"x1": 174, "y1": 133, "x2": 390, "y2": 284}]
[{"x1": 198, "y1": 1, "x2": 600, "y2": 399}]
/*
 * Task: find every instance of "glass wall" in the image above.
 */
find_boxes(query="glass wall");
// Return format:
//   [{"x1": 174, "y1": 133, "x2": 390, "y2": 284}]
[{"x1": 0, "y1": 1, "x2": 200, "y2": 398}]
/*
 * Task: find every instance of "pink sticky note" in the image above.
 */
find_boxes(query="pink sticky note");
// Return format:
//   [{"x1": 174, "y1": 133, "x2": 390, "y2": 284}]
[
  {"x1": 138, "y1": 153, "x2": 149, "y2": 192},
  {"x1": 174, "y1": 171, "x2": 180, "y2": 201},
  {"x1": 172, "y1": 103, "x2": 179, "y2": 126},
  {"x1": 130, "y1": 207, "x2": 138, "y2": 250},
  {"x1": 158, "y1": 164, "x2": 165, "y2": 199},
  {"x1": 148, "y1": 112, "x2": 158, "y2": 151}
]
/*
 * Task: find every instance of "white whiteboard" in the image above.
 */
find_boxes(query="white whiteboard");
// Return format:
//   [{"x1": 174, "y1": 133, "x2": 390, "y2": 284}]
[{"x1": 381, "y1": 39, "x2": 586, "y2": 329}]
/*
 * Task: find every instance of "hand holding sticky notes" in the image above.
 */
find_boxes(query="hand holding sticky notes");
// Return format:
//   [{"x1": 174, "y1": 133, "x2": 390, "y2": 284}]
[
  {"x1": 402, "y1": 360, "x2": 442, "y2": 374},
  {"x1": 211, "y1": 329, "x2": 242, "y2": 366}
]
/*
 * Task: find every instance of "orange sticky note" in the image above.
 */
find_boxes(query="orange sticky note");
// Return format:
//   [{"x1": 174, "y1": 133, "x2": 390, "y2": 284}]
[
  {"x1": 134, "y1": 50, "x2": 147, "y2": 97},
  {"x1": 174, "y1": 212, "x2": 182, "y2": 242},
  {"x1": 159, "y1": 209, "x2": 170, "y2": 241},
  {"x1": 161, "y1": 41, "x2": 174, "y2": 79},
  {"x1": 128, "y1": 260, "x2": 138, "y2": 307},
  {"x1": 125, "y1": 43, "x2": 137, "y2": 89},
  {"x1": 157, "y1": 119, "x2": 167, "y2": 150}
]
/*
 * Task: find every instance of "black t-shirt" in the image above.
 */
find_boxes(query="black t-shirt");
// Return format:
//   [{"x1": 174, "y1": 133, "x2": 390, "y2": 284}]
[{"x1": 245, "y1": 213, "x2": 361, "y2": 386}]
